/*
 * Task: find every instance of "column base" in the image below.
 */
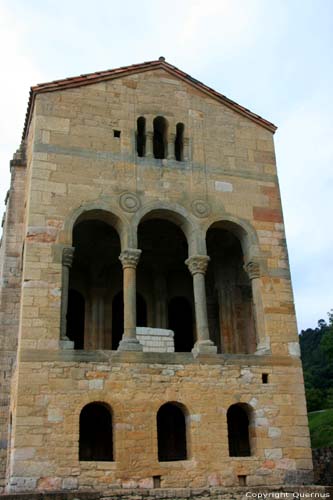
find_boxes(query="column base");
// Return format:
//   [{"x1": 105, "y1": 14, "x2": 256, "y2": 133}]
[
  {"x1": 59, "y1": 338, "x2": 74, "y2": 350},
  {"x1": 117, "y1": 338, "x2": 143, "y2": 352},
  {"x1": 255, "y1": 336, "x2": 271, "y2": 355},
  {"x1": 192, "y1": 340, "x2": 217, "y2": 357}
]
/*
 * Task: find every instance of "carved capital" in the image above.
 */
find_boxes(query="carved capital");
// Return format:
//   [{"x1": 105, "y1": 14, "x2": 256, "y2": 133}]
[
  {"x1": 62, "y1": 247, "x2": 75, "y2": 268},
  {"x1": 119, "y1": 248, "x2": 142, "y2": 269},
  {"x1": 245, "y1": 260, "x2": 261, "y2": 280},
  {"x1": 185, "y1": 255, "x2": 210, "y2": 275}
]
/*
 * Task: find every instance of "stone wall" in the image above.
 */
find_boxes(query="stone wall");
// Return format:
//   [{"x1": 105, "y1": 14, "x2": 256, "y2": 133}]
[
  {"x1": 313, "y1": 447, "x2": 333, "y2": 485},
  {"x1": 136, "y1": 328, "x2": 174, "y2": 353}
]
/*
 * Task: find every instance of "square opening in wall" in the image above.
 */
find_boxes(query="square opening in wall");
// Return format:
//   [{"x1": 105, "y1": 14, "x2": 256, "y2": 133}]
[
  {"x1": 153, "y1": 475, "x2": 161, "y2": 488},
  {"x1": 238, "y1": 475, "x2": 247, "y2": 486},
  {"x1": 262, "y1": 373, "x2": 269, "y2": 384},
  {"x1": 113, "y1": 130, "x2": 121, "y2": 138}
]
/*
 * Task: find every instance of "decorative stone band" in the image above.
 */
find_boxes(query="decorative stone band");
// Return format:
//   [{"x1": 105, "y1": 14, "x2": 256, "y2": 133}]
[
  {"x1": 245, "y1": 260, "x2": 261, "y2": 280},
  {"x1": 119, "y1": 248, "x2": 142, "y2": 269},
  {"x1": 62, "y1": 246, "x2": 75, "y2": 268},
  {"x1": 185, "y1": 255, "x2": 210, "y2": 275}
]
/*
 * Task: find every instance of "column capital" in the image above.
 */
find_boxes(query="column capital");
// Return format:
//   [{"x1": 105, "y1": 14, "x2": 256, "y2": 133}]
[
  {"x1": 185, "y1": 255, "x2": 210, "y2": 275},
  {"x1": 62, "y1": 246, "x2": 75, "y2": 268},
  {"x1": 119, "y1": 248, "x2": 142, "y2": 269},
  {"x1": 245, "y1": 259, "x2": 261, "y2": 280}
]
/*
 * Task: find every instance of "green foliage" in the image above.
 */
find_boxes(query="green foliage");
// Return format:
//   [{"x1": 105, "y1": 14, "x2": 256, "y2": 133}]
[
  {"x1": 308, "y1": 409, "x2": 333, "y2": 448},
  {"x1": 300, "y1": 310, "x2": 333, "y2": 412}
]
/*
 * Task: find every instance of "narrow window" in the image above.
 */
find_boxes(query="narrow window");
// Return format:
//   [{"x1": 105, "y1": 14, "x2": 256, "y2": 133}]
[
  {"x1": 79, "y1": 403, "x2": 113, "y2": 461},
  {"x1": 227, "y1": 404, "x2": 251, "y2": 457},
  {"x1": 137, "y1": 117, "x2": 146, "y2": 157},
  {"x1": 175, "y1": 123, "x2": 184, "y2": 161},
  {"x1": 262, "y1": 373, "x2": 269, "y2": 384},
  {"x1": 157, "y1": 403, "x2": 187, "y2": 461},
  {"x1": 153, "y1": 116, "x2": 167, "y2": 159}
]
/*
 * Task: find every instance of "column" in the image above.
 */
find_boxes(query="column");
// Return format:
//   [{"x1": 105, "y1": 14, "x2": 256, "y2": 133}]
[
  {"x1": 118, "y1": 248, "x2": 143, "y2": 351},
  {"x1": 185, "y1": 255, "x2": 217, "y2": 355},
  {"x1": 146, "y1": 131, "x2": 153, "y2": 158},
  {"x1": 167, "y1": 133, "x2": 175, "y2": 160},
  {"x1": 183, "y1": 138, "x2": 190, "y2": 161},
  {"x1": 245, "y1": 260, "x2": 270, "y2": 354},
  {"x1": 60, "y1": 246, "x2": 75, "y2": 347}
]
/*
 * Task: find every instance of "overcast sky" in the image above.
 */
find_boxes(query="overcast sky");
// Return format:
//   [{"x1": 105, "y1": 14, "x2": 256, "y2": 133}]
[{"x1": 0, "y1": 0, "x2": 332, "y2": 331}]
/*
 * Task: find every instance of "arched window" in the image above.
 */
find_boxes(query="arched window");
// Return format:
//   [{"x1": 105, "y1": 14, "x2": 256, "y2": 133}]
[
  {"x1": 168, "y1": 296, "x2": 193, "y2": 352},
  {"x1": 79, "y1": 403, "x2": 113, "y2": 461},
  {"x1": 175, "y1": 123, "x2": 184, "y2": 161},
  {"x1": 153, "y1": 116, "x2": 167, "y2": 159},
  {"x1": 157, "y1": 402, "x2": 187, "y2": 461},
  {"x1": 137, "y1": 116, "x2": 146, "y2": 157},
  {"x1": 227, "y1": 404, "x2": 251, "y2": 457},
  {"x1": 66, "y1": 289, "x2": 85, "y2": 349}
]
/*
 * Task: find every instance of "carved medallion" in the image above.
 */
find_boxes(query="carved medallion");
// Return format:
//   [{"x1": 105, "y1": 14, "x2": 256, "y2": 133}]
[
  {"x1": 191, "y1": 199, "x2": 211, "y2": 218},
  {"x1": 119, "y1": 192, "x2": 141, "y2": 213}
]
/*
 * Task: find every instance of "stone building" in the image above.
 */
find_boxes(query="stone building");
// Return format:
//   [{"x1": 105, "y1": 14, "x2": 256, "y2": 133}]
[{"x1": 0, "y1": 58, "x2": 313, "y2": 494}]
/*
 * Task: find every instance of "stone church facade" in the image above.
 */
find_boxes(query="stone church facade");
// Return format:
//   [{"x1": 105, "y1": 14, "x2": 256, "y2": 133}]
[{"x1": 0, "y1": 58, "x2": 312, "y2": 493}]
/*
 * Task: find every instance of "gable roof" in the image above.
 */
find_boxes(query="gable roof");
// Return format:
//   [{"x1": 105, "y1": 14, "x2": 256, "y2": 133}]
[{"x1": 22, "y1": 58, "x2": 277, "y2": 140}]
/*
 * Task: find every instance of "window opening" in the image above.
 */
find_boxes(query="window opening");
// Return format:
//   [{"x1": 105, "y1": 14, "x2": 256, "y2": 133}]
[
  {"x1": 175, "y1": 123, "x2": 184, "y2": 161},
  {"x1": 262, "y1": 373, "x2": 269, "y2": 384},
  {"x1": 227, "y1": 404, "x2": 251, "y2": 457},
  {"x1": 137, "y1": 117, "x2": 146, "y2": 157},
  {"x1": 157, "y1": 403, "x2": 187, "y2": 461},
  {"x1": 79, "y1": 403, "x2": 113, "y2": 461},
  {"x1": 153, "y1": 116, "x2": 167, "y2": 159},
  {"x1": 113, "y1": 130, "x2": 121, "y2": 138}
]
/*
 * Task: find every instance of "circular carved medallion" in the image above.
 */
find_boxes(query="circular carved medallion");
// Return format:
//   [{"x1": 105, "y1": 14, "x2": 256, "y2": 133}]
[
  {"x1": 191, "y1": 199, "x2": 211, "y2": 218},
  {"x1": 119, "y1": 192, "x2": 141, "y2": 213}
]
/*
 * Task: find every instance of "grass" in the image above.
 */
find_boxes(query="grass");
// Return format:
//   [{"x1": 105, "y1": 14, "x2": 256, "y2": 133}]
[{"x1": 308, "y1": 408, "x2": 333, "y2": 448}]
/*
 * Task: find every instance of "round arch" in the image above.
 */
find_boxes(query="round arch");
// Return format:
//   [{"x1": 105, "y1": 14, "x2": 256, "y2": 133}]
[
  {"x1": 59, "y1": 202, "x2": 131, "y2": 249},
  {"x1": 204, "y1": 215, "x2": 260, "y2": 263},
  {"x1": 132, "y1": 202, "x2": 201, "y2": 256}
]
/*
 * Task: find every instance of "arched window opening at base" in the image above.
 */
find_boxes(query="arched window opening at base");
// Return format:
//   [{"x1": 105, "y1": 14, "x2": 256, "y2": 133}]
[
  {"x1": 157, "y1": 402, "x2": 187, "y2": 461},
  {"x1": 227, "y1": 404, "x2": 251, "y2": 457},
  {"x1": 112, "y1": 291, "x2": 147, "y2": 349},
  {"x1": 153, "y1": 116, "x2": 167, "y2": 159},
  {"x1": 168, "y1": 296, "x2": 193, "y2": 352},
  {"x1": 137, "y1": 117, "x2": 146, "y2": 157},
  {"x1": 175, "y1": 123, "x2": 184, "y2": 161},
  {"x1": 79, "y1": 402, "x2": 113, "y2": 461},
  {"x1": 67, "y1": 289, "x2": 85, "y2": 349}
]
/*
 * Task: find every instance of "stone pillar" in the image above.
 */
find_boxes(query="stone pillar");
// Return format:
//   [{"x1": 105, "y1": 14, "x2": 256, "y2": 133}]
[
  {"x1": 184, "y1": 138, "x2": 190, "y2": 161},
  {"x1": 60, "y1": 246, "x2": 75, "y2": 348},
  {"x1": 245, "y1": 260, "x2": 270, "y2": 354},
  {"x1": 118, "y1": 248, "x2": 143, "y2": 351},
  {"x1": 146, "y1": 131, "x2": 153, "y2": 158},
  {"x1": 167, "y1": 133, "x2": 175, "y2": 160},
  {"x1": 185, "y1": 255, "x2": 217, "y2": 355}
]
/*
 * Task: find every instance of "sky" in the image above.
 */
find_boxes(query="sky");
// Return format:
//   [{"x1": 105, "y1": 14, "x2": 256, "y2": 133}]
[{"x1": 0, "y1": 0, "x2": 332, "y2": 331}]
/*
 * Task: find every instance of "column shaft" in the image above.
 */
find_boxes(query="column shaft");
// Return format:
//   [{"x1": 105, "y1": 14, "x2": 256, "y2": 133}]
[{"x1": 60, "y1": 247, "x2": 75, "y2": 346}]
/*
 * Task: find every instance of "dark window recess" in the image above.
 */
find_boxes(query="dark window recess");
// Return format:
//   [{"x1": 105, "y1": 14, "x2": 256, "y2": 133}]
[
  {"x1": 227, "y1": 404, "x2": 251, "y2": 457},
  {"x1": 157, "y1": 403, "x2": 187, "y2": 461},
  {"x1": 79, "y1": 403, "x2": 113, "y2": 461},
  {"x1": 113, "y1": 130, "x2": 121, "y2": 138},
  {"x1": 137, "y1": 117, "x2": 146, "y2": 157},
  {"x1": 168, "y1": 296, "x2": 193, "y2": 352},
  {"x1": 153, "y1": 476, "x2": 161, "y2": 488},
  {"x1": 175, "y1": 123, "x2": 184, "y2": 161},
  {"x1": 262, "y1": 373, "x2": 269, "y2": 384},
  {"x1": 66, "y1": 289, "x2": 85, "y2": 349},
  {"x1": 153, "y1": 116, "x2": 167, "y2": 159},
  {"x1": 238, "y1": 475, "x2": 247, "y2": 486}
]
